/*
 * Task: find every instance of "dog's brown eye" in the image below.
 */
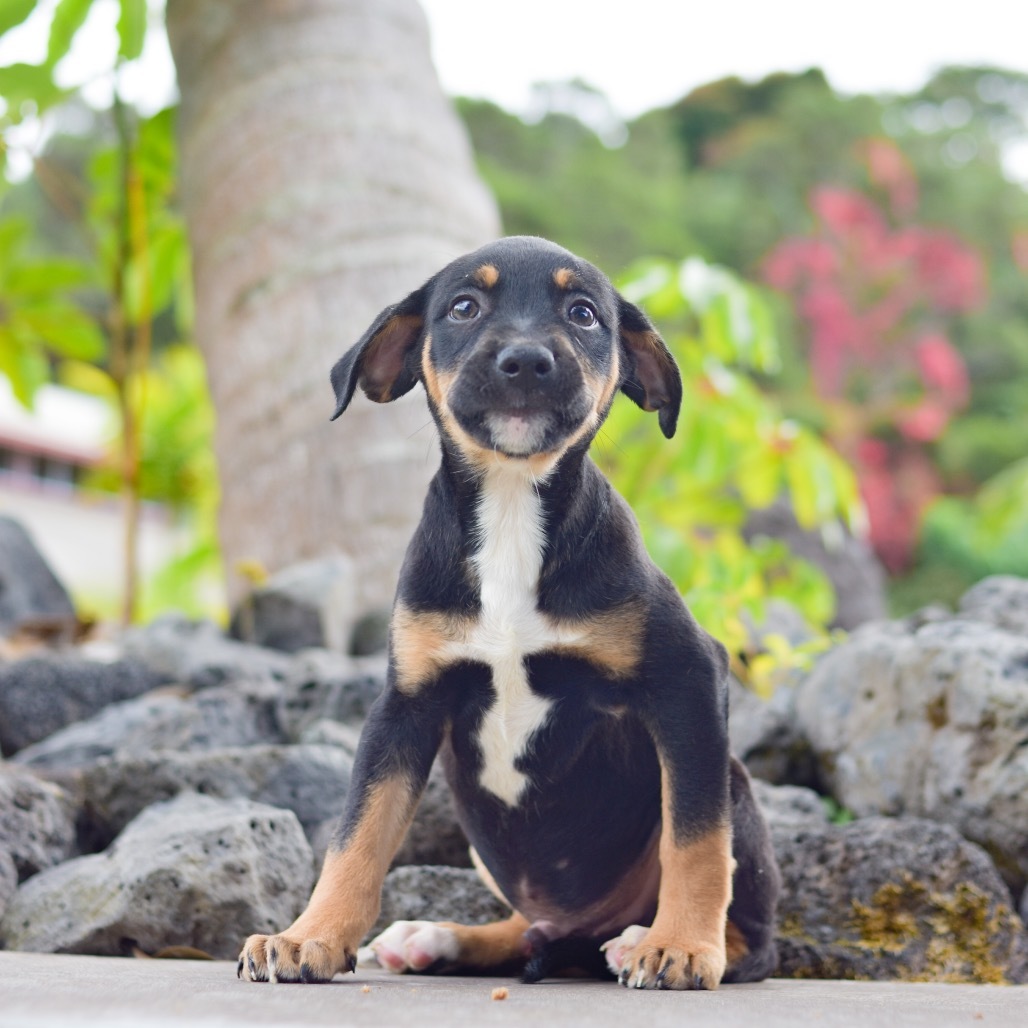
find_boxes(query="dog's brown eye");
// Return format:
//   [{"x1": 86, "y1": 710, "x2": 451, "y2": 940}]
[
  {"x1": 449, "y1": 298, "x2": 480, "y2": 321},
  {"x1": 568, "y1": 303, "x2": 597, "y2": 328}
]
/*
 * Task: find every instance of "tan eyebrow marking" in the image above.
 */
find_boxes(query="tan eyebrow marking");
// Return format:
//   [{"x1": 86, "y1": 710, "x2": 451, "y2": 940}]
[
  {"x1": 553, "y1": 267, "x2": 580, "y2": 290},
  {"x1": 472, "y1": 264, "x2": 500, "y2": 288}
]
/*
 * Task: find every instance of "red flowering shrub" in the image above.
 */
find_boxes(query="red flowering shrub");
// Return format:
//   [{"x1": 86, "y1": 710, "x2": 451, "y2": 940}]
[{"x1": 763, "y1": 143, "x2": 985, "y2": 571}]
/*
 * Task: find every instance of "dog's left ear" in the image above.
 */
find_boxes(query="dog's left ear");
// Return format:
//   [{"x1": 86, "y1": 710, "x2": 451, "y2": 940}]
[
  {"x1": 617, "y1": 295, "x2": 682, "y2": 439},
  {"x1": 330, "y1": 285, "x2": 429, "y2": 420}
]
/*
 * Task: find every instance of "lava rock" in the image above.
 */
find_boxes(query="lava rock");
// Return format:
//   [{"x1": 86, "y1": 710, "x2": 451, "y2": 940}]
[
  {"x1": 393, "y1": 762, "x2": 470, "y2": 869},
  {"x1": 77, "y1": 744, "x2": 353, "y2": 851},
  {"x1": 12, "y1": 679, "x2": 284, "y2": 771},
  {"x1": 0, "y1": 766, "x2": 77, "y2": 880},
  {"x1": 0, "y1": 516, "x2": 75, "y2": 637},
  {"x1": 120, "y1": 614, "x2": 291, "y2": 691},
  {"x1": 795, "y1": 600, "x2": 1028, "y2": 894},
  {"x1": 0, "y1": 793, "x2": 313, "y2": 959},
  {"x1": 368, "y1": 865, "x2": 509, "y2": 942},
  {"x1": 957, "y1": 575, "x2": 1028, "y2": 635},
  {"x1": 230, "y1": 556, "x2": 357, "y2": 653},
  {"x1": 0, "y1": 655, "x2": 166, "y2": 756},
  {"x1": 773, "y1": 816, "x2": 1028, "y2": 983}
]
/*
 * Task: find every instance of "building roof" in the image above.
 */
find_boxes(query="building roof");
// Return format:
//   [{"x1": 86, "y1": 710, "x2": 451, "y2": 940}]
[{"x1": 0, "y1": 378, "x2": 111, "y2": 465}]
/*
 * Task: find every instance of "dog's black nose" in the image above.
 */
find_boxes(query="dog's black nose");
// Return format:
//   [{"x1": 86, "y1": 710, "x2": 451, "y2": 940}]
[{"x1": 496, "y1": 344, "x2": 555, "y2": 382}]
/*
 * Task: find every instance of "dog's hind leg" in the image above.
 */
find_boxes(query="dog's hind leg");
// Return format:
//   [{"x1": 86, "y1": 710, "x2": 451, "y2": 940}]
[{"x1": 363, "y1": 912, "x2": 532, "y2": 975}]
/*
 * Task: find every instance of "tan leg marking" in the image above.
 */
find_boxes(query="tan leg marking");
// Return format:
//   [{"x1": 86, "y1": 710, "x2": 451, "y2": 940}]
[
  {"x1": 437, "y1": 913, "x2": 532, "y2": 969},
  {"x1": 616, "y1": 766, "x2": 732, "y2": 989},
  {"x1": 239, "y1": 775, "x2": 417, "y2": 983},
  {"x1": 473, "y1": 263, "x2": 500, "y2": 289}
]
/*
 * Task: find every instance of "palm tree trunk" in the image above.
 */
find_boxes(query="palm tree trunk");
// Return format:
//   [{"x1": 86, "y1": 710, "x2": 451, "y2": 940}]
[{"x1": 166, "y1": 0, "x2": 500, "y2": 616}]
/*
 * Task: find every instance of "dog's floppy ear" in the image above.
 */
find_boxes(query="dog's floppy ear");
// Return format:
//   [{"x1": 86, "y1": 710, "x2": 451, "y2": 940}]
[
  {"x1": 617, "y1": 295, "x2": 682, "y2": 439},
  {"x1": 330, "y1": 285, "x2": 429, "y2": 420}
]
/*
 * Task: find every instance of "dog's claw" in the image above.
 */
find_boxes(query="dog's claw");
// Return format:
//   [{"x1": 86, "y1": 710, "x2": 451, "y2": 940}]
[{"x1": 236, "y1": 957, "x2": 244, "y2": 979}]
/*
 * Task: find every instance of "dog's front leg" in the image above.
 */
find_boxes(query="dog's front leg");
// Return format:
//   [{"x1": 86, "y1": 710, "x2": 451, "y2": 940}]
[
  {"x1": 615, "y1": 637, "x2": 734, "y2": 990},
  {"x1": 238, "y1": 685, "x2": 444, "y2": 983}
]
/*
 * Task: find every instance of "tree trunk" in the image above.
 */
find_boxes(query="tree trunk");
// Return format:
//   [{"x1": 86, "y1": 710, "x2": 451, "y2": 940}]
[{"x1": 166, "y1": 0, "x2": 500, "y2": 615}]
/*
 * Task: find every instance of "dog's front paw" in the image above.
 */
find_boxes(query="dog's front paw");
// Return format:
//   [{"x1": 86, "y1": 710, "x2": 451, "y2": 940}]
[
  {"x1": 237, "y1": 931, "x2": 357, "y2": 984},
  {"x1": 364, "y1": 920, "x2": 459, "y2": 973},
  {"x1": 602, "y1": 927, "x2": 725, "y2": 990}
]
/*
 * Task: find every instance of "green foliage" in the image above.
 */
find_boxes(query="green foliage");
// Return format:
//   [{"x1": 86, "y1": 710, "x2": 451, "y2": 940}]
[
  {"x1": 0, "y1": 215, "x2": 104, "y2": 403},
  {"x1": 595, "y1": 257, "x2": 859, "y2": 693}
]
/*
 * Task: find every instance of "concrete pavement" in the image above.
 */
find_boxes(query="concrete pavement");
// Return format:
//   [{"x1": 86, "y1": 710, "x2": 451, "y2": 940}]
[{"x1": 0, "y1": 953, "x2": 1024, "y2": 1028}]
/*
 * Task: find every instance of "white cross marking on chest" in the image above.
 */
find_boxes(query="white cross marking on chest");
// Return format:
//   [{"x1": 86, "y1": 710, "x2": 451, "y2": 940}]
[{"x1": 439, "y1": 460, "x2": 567, "y2": 806}]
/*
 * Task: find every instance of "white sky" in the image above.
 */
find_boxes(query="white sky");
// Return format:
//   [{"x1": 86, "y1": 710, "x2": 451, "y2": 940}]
[
  {"x1": 420, "y1": 0, "x2": 1028, "y2": 117},
  {"x1": 1, "y1": 0, "x2": 1027, "y2": 177}
]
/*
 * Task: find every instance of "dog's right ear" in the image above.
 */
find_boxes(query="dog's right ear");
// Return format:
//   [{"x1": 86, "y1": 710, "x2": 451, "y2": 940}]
[{"x1": 330, "y1": 285, "x2": 429, "y2": 420}]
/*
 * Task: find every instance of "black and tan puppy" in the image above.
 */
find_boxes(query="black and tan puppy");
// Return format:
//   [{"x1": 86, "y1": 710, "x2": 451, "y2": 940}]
[{"x1": 238, "y1": 236, "x2": 780, "y2": 990}]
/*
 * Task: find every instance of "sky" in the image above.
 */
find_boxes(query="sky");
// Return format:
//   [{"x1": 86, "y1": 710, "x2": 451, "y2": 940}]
[
  {"x1": 1, "y1": 0, "x2": 1027, "y2": 176},
  {"x1": 419, "y1": 0, "x2": 1028, "y2": 117}
]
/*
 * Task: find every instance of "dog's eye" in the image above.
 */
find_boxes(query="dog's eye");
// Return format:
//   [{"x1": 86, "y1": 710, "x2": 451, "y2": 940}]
[
  {"x1": 449, "y1": 297, "x2": 480, "y2": 321},
  {"x1": 568, "y1": 303, "x2": 598, "y2": 328}
]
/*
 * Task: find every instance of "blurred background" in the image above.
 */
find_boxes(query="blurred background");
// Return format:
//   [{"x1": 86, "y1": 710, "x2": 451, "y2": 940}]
[{"x1": 1, "y1": 0, "x2": 1026, "y2": 686}]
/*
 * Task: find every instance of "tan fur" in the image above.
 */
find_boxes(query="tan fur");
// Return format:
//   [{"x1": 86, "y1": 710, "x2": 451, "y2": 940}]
[
  {"x1": 473, "y1": 263, "x2": 500, "y2": 289},
  {"x1": 361, "y1": 315, "x2": 422, "y2": 402},
  {"x1": 548, "y1": 601, "x2": 644, "y2": 680},
  {"x1": 437, "y1": 913, "x2": 531, "y2": 969},
  {"x1": 240, "y1": 776, "x2": 419, "y2": 981},
  {"x1": 618, "y1": 765, "x2": 732, "y2": 988},
  {"x1": 553, "y1": 267, "x2": 579, "y2": 290},
  {"x1": 391, "y1": 603, "x2": 473, "y2": 694},
  {"x1": 725, "y1": 919, "x2": 750, "y2": 967}
]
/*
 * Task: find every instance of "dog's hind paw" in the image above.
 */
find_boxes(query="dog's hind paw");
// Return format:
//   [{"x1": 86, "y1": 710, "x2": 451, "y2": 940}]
[
  {"x1": 366, "y1": 920, "x2": 460, "y2": 973},
  {"x1": 600, "y1": 925, "x2": 649, "y2": 977}
]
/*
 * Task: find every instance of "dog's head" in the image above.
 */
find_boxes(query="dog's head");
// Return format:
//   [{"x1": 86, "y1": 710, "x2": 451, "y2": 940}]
[{"x1": 331, "y1": 237, "x2": 681, "y2": 467}]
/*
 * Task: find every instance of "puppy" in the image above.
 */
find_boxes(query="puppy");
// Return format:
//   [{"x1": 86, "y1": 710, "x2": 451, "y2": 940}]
[{"x1": 238, "y1": 236, "x2": 780, "y2": 989}]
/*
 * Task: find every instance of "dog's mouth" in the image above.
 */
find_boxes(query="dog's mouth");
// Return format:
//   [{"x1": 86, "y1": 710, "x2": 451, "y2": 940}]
[{"x1": 483, "y1": 409, "x2": 554, "y2": 456}]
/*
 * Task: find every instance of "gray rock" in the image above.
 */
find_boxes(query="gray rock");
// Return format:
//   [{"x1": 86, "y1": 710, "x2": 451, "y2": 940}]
[
  {"x1": 12, "y1": 679, "x2": 283, "y2": 771},
  {"x1": 298, "y1": 718, "x2": 364, "y2": 754},
  {"x1": 0, "y1": 517, "x2": 75, "y2": 637},
  {"x1": 394, "y1": 762, "x2": 470, "y2": 869},
  {"x1": 728, "y1": 677, "x2": 815, "y2": 786},
  {"x1": 0, "y1": 655, "x2": 166, "y2": 756},
  {"x1": 1021, "y1": 885, "x2": 1028, "y2": 927},
  {"x1": 77, "y1": 744, "x2": 352, "y2": 851},
  {"x1": 350, "y1": 608, "x2": 391, "y2": 656},
  {"x1": 0, "y1": 792, "x2": 313, "y2": 959},
  {"x1": 0, "y1": 766, "x2": 77, "y2": 880},
  {"x1": 795, "y1": 610, "x2": 1028, "y2": 892},
  {"x1": 751, "y1": 779, "x2": 830, "y2": 832},
  {"x1": 773, "y1": 816, "x2": 1028, "y2": 983},
  {"x1": 744, "y1": 501, "x2": 887, "y2": 630},
  {"x1": 368, "y1": 865, "x2": 509, "y2": 941},
  {"x1": 230, "y1": 556, "x2": 357, "y2": 653},
  {"x1": 120, "y1": 614, "x2": 291, "y2": 691},
  {"x1": 0, "y1": 848, "x2": 15, "y2": 921},
  {"x1": 958, "y1": 575, "x2": 1028, "y2": 635},
  {"x1": 277, "y1": 649, "x2": 385, "y2": 741}
]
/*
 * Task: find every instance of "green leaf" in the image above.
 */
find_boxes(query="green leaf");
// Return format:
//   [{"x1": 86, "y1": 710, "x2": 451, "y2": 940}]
[
  {"x1": 17, "y1": 304, "x2": 106, "y2": 360},
  {"x1": 0, "y1": 61, "x2": 63, "y2": 118},
  {"x1": 46, "y1": 0, "x2": 93, "y2": 68},
  {"x1": 6, "y1": 257, "x2": 93, "y2": 293},
  {"x1": 0, "y1": 0, "x2": 36, "y2": 38},
  {"x1": 116, "y1": 0, "x2": 146, "y2": 61}
]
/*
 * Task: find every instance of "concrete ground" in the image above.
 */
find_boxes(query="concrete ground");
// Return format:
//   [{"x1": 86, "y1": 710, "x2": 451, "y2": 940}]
[{"x1": 0, "y1": 953, "x2": 1025, "y2": 1028}]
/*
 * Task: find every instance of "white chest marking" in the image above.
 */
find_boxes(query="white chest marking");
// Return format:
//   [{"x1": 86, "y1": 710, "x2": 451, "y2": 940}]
[{"x1": 441, "y1": 461, "x2": 562, "y2": 806}]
